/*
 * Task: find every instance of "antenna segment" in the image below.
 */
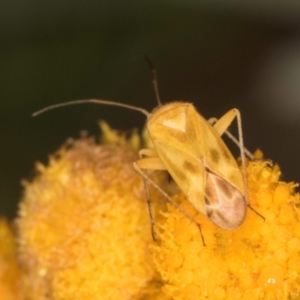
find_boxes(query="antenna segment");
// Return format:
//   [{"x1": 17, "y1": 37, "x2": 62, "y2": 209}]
[
  {"x1": 144, "y1": 56, "x2": 162, "y2": 107},
  {"x1": 32, "y1": 99, "x2": 150, "y2": 117}
]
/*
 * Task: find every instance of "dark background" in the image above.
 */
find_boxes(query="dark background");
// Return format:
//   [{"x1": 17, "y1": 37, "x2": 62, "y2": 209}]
[{"x1": 2, "y1": 1, "x2": 300, "y2": 218}]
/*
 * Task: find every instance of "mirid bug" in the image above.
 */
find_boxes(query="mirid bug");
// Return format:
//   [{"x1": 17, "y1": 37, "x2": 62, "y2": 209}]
[{"x1": 33, "y1": 64, "x2": 253, "y2": 241}]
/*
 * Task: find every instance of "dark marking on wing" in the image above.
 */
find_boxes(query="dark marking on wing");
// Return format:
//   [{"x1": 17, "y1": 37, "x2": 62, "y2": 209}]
[
  {"x1": 214, "y1": 177, "x2": 233, "y2": 198},
  {"x1": 206, "y1": 209, "x2": 227, "y2": 223},
  {"x1": 204, "y1": 171, "x2": 246, "y2": 229},
  {"x1": 204, "y1": 170, "x2": 235, "y2": 207},
  {"x1": 209, "y1": 148, "x2": 220, "y2": 164},
  {"x1": 183, "y1": 160, "x2": 198, "y2": 174}
]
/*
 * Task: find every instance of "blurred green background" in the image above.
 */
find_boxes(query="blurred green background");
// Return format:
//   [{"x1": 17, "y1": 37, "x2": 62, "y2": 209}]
[{"x1": 2, "y1": 1, "x2": 300, "y2": 218}]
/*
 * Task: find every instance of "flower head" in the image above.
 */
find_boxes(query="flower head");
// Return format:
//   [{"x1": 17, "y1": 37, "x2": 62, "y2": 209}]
[
  {"x1": 16, "y1": 120, "x2": 300, "y2": 300},
  {"x1": 17, "y1": 130, "x2": 165, "y2": 300},
  {"x1": 152, "y1": 158, "x2": 300, "y2": 299},
  {"x1": 0, "y1": 218, "x2": 22, "y2": 300}
]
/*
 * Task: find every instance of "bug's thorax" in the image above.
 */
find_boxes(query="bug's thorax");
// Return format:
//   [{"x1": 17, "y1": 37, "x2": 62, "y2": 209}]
[{"x1": 147, "y1": 101, "x2": 192, "y2": 133}]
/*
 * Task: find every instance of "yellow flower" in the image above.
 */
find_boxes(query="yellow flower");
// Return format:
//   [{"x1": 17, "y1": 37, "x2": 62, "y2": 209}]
[
  {"x1": 16, "y1": 120, "x2": 300, "y2": 299},
  {"x1": 152, "y1": 158, "x2": 300, "y2": 300},
  {"x1": 16, "y1": 131, "x2": 166, "y2": 300},
  {"x1": 0, "y1": 218, "x2": 23, "y2": 300}
]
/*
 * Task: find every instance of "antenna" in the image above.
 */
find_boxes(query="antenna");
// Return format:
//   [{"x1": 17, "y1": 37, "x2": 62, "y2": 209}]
[
  {"x1": 33, "y1": 58, "x2": 162, "y2": 117},
  {"x1": 32, "y1": 99, "x2": 150, "y2": 117},
  {"x1": 144, "y1": 56, "x2": 162, "y2": 107}
]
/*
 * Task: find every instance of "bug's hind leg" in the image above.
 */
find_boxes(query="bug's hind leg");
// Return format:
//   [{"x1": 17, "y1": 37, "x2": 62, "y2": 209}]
[{"x1": 208, "y1": 117, "x2": 254, "y2": 160}]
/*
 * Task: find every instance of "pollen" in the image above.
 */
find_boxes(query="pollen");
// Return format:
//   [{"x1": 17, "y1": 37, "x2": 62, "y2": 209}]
[
  {"x1": 151, "y1": 159, "x2": 300, "y2": 300},
  {"x1": 257, "y1": 266, "x2": 285, "y2": 290},
  {"x1": 16, "y1": 131, "x2": 166, "y2": 300},
  {"x1": 0, "y1": 218, "x2": 23, "y2": 300},
  {"x1": 14, "y1": 121, "x2": 300, "y2": 299}
]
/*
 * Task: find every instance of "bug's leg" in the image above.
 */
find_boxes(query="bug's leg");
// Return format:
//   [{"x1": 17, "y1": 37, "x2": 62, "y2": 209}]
[
  {"x1": 139, "y1": 148, "x2": 159, "y2": 158},
  {"x1": 208, "y1": 117, "x2": 254, "y2": 160},
  {"x1": 144, "y1": 56, "x2": 162, "y2": 107},
  {"x1": 134, "y1": 158, "x2": 206, "y2": 246},
  {"x1": 141, "y1": 171, "x2": 157, "y2": 241},
  {"x1": 248, "y1": 205, "x2": 265, "y2": 221},
  {"x1": 137, "y1": 149, "x2": 164, "y2": 240}
]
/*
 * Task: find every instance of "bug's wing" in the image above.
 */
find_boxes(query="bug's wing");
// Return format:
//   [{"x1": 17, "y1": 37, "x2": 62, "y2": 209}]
[
  {"x1": 185, "y1": 106, "x2": 245, "y2": 196},
  {"x1": 205, "y1": 171, "x2": 246, "y2": 228},
  {"x1": 150, "y1": 124, "x2": 207, "y2": 215}
]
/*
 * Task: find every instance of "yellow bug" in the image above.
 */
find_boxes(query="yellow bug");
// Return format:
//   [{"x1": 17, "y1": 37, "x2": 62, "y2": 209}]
[
  {"x1": 135, "y1": 102, "x2": 249, "y2": 230},
  {"x1": 33, "y1": 68, "x2": 252, "y2": 235}
]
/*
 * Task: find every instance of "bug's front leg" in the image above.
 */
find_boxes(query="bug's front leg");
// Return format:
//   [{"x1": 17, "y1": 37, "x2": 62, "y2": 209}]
[{"x1": 134, "y1": 150, "x2": 167, "y2": 240}]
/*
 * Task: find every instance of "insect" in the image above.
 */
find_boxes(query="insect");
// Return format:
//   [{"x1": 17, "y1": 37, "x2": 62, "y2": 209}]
[{"x1": 33, "y1": 64, "x2": 253, "y2": 241}]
